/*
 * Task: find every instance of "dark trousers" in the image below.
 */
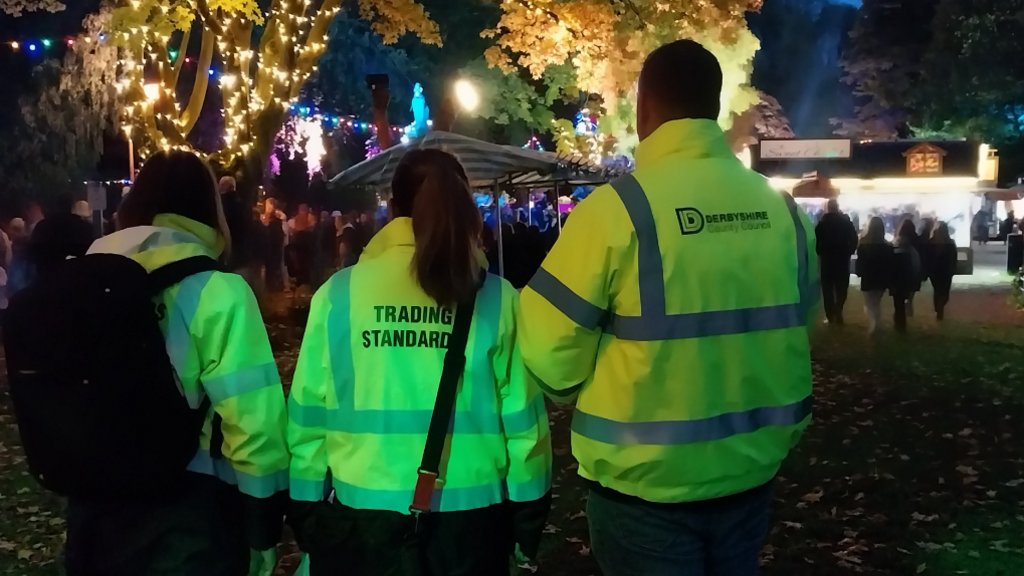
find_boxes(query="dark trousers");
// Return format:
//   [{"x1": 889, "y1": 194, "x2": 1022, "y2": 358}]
[
  {"x1": 587, "y1": 482, "x2": 773, "y2": 576},
  {"x1": 892, "y1": 291, "x2": 909, "y2": 333},
  {"x1": 820, "y1": 260, "x2": 851, "y2": 323},
  {"x1": 932, "y1": 276, "x2": 953, "y2": 319},
  {"x1": 306, "y1": 501, "x2": 511, "y2": 576},
  {"x1": 65, "y1": 473, "x2": 248, "y2": 576}
]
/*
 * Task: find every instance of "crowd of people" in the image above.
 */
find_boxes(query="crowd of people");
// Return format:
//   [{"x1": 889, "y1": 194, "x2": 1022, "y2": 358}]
[{"x1": 815, "y1": 198, "x2": 960, "y2": 335}]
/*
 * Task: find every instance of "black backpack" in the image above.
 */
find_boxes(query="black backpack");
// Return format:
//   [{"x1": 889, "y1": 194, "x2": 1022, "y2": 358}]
[{"x1": 4, "y1": 253, "x2": 221, "y2": 499}]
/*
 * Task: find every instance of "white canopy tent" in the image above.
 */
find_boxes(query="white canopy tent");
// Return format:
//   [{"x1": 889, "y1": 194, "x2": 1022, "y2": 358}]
[
  {"x1": 330, "y1": 131, "x2": 569, "y2": 188},
  {"x1": 330, "y1": 131, "x2": 606, "y2": 276}
]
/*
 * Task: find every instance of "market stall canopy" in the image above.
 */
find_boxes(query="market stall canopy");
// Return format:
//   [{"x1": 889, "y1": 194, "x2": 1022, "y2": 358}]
[{"x1": 330, "y1": 131, "x2": 574, "y2": 188}]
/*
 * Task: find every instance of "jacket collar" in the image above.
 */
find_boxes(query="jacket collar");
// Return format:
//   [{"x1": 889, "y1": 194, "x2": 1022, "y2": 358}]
[
  {"x1": 361, "y1": 217, "x2": 416, "y2": 262},
  {"x1": 634, "y1": 119, "x2": 735, "y2": 169},
  {"x1": 87, "y1": 213, "x2": 224, "y2": 272},
  {"x1": 360, "y1": 217, "x2": 489, "y2": 269}
]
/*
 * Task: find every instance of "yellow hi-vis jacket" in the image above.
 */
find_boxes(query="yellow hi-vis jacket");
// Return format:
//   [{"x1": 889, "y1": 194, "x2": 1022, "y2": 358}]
[
  {"x1": 519, "y1": 119, "x2": 819, "y2": 504},
  {"x1": 88, "y1": 214, "x2": 289, "y2": 547},
  {"x1": 288, "y1": 217, "x2": 552, "y2": 513}
]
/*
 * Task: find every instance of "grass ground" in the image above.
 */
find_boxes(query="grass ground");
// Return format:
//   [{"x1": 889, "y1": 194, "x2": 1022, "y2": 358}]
[{"x1": 1, "y1": 287, "x2": 1023, "y2": 575}]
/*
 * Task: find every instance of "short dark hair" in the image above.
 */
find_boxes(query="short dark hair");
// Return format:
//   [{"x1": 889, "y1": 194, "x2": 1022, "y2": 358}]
[{"x1": 639, "y1": 39, "x2": 723, "y2": 121}]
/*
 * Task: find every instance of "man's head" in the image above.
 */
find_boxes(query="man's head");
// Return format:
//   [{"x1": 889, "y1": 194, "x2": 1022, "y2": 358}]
[
  {"x1": 826, "y1": 199, "x2": 840, "y2": 214},
  {"x1": 219, "y1": 176, "x2": 236, "y2": 195},
  {"x1": 637, "y1": 39, "x2": 723, "y2": 141}
]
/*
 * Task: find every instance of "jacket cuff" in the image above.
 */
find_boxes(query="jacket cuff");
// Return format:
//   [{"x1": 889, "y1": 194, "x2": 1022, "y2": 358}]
[
  {"x1": 241, "y1": 492, "x2": 287, "y2": 551},
  {"x1": 510, "y1": 491, "x2": 552, "y2": 560}
]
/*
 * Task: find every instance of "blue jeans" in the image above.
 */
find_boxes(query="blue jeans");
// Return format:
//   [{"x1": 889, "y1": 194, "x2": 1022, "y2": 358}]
[{"x1": 587, "y1": 482, "x2": 773, "y2": 576}]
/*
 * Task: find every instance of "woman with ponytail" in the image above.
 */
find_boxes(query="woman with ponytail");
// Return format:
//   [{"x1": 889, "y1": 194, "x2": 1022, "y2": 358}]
[{"x1": 288, "y1": 149, "x2": 552, "y2": 576}]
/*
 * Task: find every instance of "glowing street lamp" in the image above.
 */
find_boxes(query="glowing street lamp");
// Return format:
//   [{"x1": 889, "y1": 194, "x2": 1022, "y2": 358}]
[{"x1": 454, "y1": 79, "x2": 479, "y2": 112}]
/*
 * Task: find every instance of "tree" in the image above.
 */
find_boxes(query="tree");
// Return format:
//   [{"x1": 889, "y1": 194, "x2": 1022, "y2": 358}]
[
  {"x1": 483, "y1": 0, "x2": 763, "y2": 151},
  {"x1": 0, "y1": 0, "x2": 65, "y2": 16},
  {"x1": 109, "y1": 0, "x2": 440, "y2": 193},
  {"x1": 833, "y1": 0, "x2": 941, "y2": 139},
  {"x1": 0, "y1": 5, "x2": 120, "y2": 206},
  {"x1": 725, "y1": 92, "x2": 794, "y2": 150}
]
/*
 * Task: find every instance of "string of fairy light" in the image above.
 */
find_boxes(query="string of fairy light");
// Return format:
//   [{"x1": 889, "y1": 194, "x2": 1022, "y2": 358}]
[{"x1": 110, "y1": 0, "x2": 343, "y2": 164}]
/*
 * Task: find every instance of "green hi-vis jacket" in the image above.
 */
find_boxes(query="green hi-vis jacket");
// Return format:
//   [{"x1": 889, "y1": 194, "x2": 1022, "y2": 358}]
[
  {"x1": 288, "y1": 218, "x2": 552, "y2": 513},
  {"x1": 88, "y1": 214, "x2": 289, "y2": 541},
  {"x1": 519, "y1": 120, "x2": 820, "y2": 504}
]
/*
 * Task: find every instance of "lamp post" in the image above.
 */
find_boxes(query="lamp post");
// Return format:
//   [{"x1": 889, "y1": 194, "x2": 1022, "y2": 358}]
[{"x1": 124, "y1": 125, "x2": 134, "y2": 183}]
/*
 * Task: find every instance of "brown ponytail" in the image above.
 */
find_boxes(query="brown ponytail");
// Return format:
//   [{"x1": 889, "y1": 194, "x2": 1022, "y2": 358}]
[{"x1": 391, "y1": 149, "x2": 483, "y2": 308}]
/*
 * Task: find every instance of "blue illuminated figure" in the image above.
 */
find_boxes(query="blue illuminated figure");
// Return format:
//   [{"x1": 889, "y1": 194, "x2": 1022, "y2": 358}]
[{"x1": 407, "y1": 82, "x2": 431, "y2": 138}]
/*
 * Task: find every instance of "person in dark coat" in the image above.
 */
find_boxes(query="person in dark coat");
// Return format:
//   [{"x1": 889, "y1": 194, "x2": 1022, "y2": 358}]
[
  {"x1": 29, "y1": 194, "x2": 96, "y2": 279},
  {"x1": 814, "y1": 199, "x2": 858, "y2": 325},
  {"x1": 891, "y1": 219, "x2": 922, "y2": 333},
  {"x1": 218, "y1": 176, "x2": 249, "y2": 272},
  {"x1": 856, "y1": 217, "x2": 893, "y2": 336},
  {"x1": 928, "y1": 222, "x2": 958, "y2": 321}
]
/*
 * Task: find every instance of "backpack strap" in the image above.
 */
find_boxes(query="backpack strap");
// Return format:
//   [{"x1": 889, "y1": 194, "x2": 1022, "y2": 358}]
[
  {"x1": 410, "y1": 271, "x2": 485, "y2": 516},
  {"x1": 148, "y1": 256, "x2": 224, "y2": 296},
  {"x1": 148, "y1": 255, "x2": 226, "y2": 457}
]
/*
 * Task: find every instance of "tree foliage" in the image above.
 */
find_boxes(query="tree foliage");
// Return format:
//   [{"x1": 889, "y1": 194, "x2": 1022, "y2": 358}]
[
  {"x1": 110, "y1": 0, "x2": 440, "y2": 177},
  {"x1": 483, "y1": 0, "x2": 763, "y2": 147},
  {"x1": 835, "y1": 0, "x2": 1024, "y2": 144},
  {"x1": 0, "y1": 0, "x2": 64, "y2": 16},
  {"x1": 0, "y1": 5, "x2": 120, "y2": 204}
]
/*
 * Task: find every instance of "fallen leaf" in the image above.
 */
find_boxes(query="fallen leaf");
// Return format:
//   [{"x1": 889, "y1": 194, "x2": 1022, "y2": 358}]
[
  {"x1": 917, "y1": 563, "x2": 927, "y2": 574},
  {"x1": 956, "y1": 465, "x2": 978, "y2": 476},
  {"x1": 801, "y1": 489, "x2": 824, "y2": 503}
]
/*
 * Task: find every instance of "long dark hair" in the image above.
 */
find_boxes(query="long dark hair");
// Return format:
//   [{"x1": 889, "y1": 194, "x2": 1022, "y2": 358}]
[
  {"x1": 931, "y1": 222, "x2": 954, "y2": 244},
  {"x1": 119, "y1": 150, "x2": 230, "y2": 249},
  {"x1": 862, "y1": 216, "x2": 887, "y2": 244},
  {"x1": 391, "y1": 149, "x2": 482, "y2": 308}
]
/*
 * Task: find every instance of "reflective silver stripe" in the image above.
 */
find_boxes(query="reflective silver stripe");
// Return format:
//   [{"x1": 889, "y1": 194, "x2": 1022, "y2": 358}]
[
  {"x1": 610, "y1": 174, "x2": 666, "y2": 316},
  {"x1": 572, "y1": 395, "x2": 813, "y2": 445},
  {"x1": 782, "y1": 192, "x2": 809, "y2": 310},
  {"x1": 528, "y1": 266, "x2": 606, "y2": 331},
  {"x1": 609, "y1": 304, "x2": 804, "y2": 342},
  {"x1": 606, "y1": 177, "x2": 811, "y2": 341}
]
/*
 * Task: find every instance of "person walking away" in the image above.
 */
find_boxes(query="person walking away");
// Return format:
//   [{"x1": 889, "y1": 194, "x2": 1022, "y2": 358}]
[
  {"x1": 219, "y1": 176, "x2": 250, "y2": 273},
  {"x1": 892, "y1": 219, "x2": 922, "y2": 333},
  {"x1": 815, "y1": 199, "x2": 858, "y2": 325},
  {"x1": 518, "y1": 40, "x2": 818, "y2": 576},
  {"x1": 288, "y1": 149, "x2": 552, "y2": 576},
  {"x1": 917, "y1": 218, "x2": 936, "y2": 290},
  {"x1": 929, "y1": 222, "x2": 958, "y2": 321},
  {"x1": 856, "y1": 217, "x2": 893, "y2": 336},
  {"x1": 7, "y1": 151, "x2": 289, "y2": 576},
  {"x1": 28, "y1": 194, "x2": 96, "y2": 279},
  {"x1": 261, "y1": 198, "x2": 286, "y2": 293}
]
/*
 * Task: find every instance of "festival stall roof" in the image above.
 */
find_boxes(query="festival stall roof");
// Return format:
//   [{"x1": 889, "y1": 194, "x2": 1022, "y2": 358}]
[
  {"x1": 750, "y1": 139, "x2": 982, "y2": 180},
  {"x1": 330, "y1": 131, "x2": 593, "y2": 188}
]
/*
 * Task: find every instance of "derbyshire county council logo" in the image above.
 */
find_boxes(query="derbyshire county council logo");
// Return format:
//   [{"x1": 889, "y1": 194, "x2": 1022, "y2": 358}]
[
  {"x1": 676, "y1": 208, "x2": 705, "y2": 235},
  {"x1": 676, "y1": 207, "x2": 773, "y2": 235}
]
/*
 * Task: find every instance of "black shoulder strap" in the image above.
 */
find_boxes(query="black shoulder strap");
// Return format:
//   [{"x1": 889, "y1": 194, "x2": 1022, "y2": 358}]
[
  {"x1": 410, "y1": 273, "x2": 484, "y2": 515},
  {"x1": 148, "y1": 256, "x2": 224, "y2": 296},
  {"x1": 148, "y1": 255, "x2": 225, "y2": 456}
]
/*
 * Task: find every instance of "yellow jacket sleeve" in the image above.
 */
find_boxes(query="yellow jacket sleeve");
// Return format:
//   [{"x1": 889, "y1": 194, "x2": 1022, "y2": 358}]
[
  {"x1": 518, "y1": 188, "x2": 621, "y2": 402},
  {"x1": 195, "y1": 273, "x2": 289, "y2": 498},
  {"x1": 287, "y1": 281, "x2": 335, "y2": 502},
  {"x1": 497, "y1": 291, "x2": 552, "y2": 502}
]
